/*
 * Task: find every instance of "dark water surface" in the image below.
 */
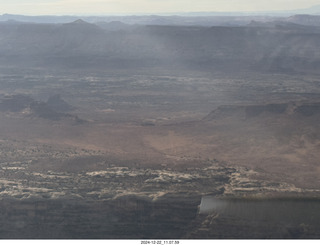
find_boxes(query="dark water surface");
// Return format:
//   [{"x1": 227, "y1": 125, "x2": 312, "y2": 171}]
[
  {"x1": 197, "y1": 196, "x2": 320, "y2": 239},
  {"x1": 0, "y1": 196, "x2": 319, "y2": 238}
]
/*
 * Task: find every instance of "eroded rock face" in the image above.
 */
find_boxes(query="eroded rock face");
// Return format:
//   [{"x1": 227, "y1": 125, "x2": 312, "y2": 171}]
[
  {"x1": 294, "y1": 103, "x2": 320, "y2": 116},
  {"x1": 0, "y1": 94, "x2": 81, "y2": 121},
  {"x1": 0, "y1": 149, "x2": 315, "y2": 239},
  {"x1": 204, "y1": 101, "x2": 320, "y2": 120},
  {"x1": 1, "y1": 141, "x2": 314, "y2": 239}
]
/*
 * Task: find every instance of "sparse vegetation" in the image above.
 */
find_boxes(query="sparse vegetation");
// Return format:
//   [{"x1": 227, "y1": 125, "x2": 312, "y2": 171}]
[{"x1": 0, "y1": 17, "x2": 319, "y2": 238}]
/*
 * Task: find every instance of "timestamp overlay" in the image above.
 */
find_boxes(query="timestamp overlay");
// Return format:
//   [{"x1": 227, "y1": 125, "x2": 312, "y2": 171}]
[{"x1": 9, "y1": 240, "x2": 317, "y2": 245}]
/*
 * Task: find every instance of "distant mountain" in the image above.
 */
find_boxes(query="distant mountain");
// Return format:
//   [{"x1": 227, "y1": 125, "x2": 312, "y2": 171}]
[
  {"x1": 1, "y1": 5, "x2": 319, "y2": 26},
  {"x1": 47, "y1": 94, "x2": 74, "y2": 112},
  {"x1": 95, "y1": 21, "x2": 132, "y2": 31},
  {"x1": 0, "y1": 13, "x2": 282, "y2": 26},
  {"x1": 0, "y1": 94, "x2": 80, "y2": 121},
  {"x1": 248, "y1": 20, "x2": 307, "y2": 29},
  {"x1": 60, "y1": 19, "x2": 102, "y2": 35},
  {"x1": 0, "y1": 20, "x2": 319, "y2": 74},
  {"x1": 63, "y1": 19, "x2": 100, "y2": 28},
  {"x1": 286, "y1": 15, "x2": 320, "y2": 26}
]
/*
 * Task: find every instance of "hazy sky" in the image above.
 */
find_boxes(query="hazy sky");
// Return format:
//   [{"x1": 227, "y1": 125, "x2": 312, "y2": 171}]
[{"x1": 0, "y1": 0, "x2": 319, "y2": 15}]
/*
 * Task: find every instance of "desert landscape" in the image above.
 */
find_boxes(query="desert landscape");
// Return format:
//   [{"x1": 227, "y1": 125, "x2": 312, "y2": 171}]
[{"x1": 0, "y1": 12, "x2": 319, "y2": 238}]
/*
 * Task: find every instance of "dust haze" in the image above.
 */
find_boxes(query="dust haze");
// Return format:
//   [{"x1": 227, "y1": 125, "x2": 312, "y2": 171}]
[{"x1": 0, "y1": 12, "x2": 320, "y2": 238}]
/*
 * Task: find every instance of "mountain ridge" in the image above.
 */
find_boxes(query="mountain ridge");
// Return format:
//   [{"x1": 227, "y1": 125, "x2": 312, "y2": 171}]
[{"x1": 0, "y1": 20, "x2": 319, "y2": 74}]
